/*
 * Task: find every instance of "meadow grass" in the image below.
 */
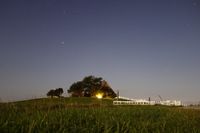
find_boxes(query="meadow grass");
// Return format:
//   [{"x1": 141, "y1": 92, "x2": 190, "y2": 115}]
[{"x1": 0, "y1": 97, "x2": 200, "y2": 133}]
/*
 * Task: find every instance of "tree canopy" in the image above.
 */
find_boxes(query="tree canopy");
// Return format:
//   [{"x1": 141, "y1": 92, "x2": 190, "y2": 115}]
[
  {"x1": 67, "y1": 75, "x2": 117, "y2": 98},
  {"x1": 47, "y1": 88, "x2": 63, "y2": 98}
]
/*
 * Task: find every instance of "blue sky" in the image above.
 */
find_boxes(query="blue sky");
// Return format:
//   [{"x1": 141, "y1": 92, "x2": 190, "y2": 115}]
[{"x1": 0, "y1": 0, "x2": 200, "y2": 102}]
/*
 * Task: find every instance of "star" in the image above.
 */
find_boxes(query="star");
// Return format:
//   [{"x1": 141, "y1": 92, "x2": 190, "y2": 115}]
[{"x1": 60, "y1": 41, "x2": 65, "y2": 45}]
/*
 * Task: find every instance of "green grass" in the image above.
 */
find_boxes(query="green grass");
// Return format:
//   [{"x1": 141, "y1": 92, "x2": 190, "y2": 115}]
[{"x1": 0, "y1": 97, "x2": 200, "y2": 133}]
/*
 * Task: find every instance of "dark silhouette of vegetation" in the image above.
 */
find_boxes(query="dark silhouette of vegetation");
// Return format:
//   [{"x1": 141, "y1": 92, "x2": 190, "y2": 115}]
[
  {"x1": 47, "y1": 88, "x2": 63, "y2": 98},
  {"x1": 54, "y1": 88, "x2": 64, "y2": 97},
  {"x1": 47, "y1": 89, "x2": 55, "y2": 98},
  {"x1": 68, "y1": 75, "x2": 117, "y2": 98}
]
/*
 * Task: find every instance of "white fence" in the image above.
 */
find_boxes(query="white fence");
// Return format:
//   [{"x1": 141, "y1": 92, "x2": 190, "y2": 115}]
[
  {"x1": 113, "y1": 99, "x2": 182, "y2": 106},
  {"x1": 113, "y1": 100, "x2": 155, "y2": 105}
]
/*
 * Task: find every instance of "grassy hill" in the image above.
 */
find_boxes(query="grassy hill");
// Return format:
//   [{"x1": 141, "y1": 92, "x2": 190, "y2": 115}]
[{"x1": 0, "y1": 97, "x2": 200, "y2": 133}]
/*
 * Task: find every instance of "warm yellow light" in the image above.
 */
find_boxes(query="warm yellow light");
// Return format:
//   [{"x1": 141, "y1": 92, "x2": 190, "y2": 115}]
[{"x1": 96, "y1": 93, "x2": 103, "y2": 99}]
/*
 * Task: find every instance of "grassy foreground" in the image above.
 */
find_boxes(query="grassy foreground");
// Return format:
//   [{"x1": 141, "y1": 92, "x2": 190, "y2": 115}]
[{"x1": 0, "y1": 97, "x2": 200, "y2": 133}]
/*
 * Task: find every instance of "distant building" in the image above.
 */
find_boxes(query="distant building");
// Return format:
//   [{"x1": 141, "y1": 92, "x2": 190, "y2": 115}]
[
  {"x1": 113, "y1": 96, "x2": 182, "y2": 106},
  {"x1": 159, "y1": 100, "x2": 182, "y2": 106}
]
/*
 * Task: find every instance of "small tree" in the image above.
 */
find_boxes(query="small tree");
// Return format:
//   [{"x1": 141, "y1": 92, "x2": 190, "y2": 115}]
[
  {"x1": 47, "y1": 88, "x2": 63, "y2": 98},
  {"x1": 54, "y1": 88, "x2": 64, "y2": 97},
  {"x1": 47, "y1": 89, "x2": 55, "y2": 98}
]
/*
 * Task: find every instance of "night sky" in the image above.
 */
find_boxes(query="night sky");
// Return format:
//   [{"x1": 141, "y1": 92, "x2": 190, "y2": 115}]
[{"x1": 0, "y1": 0, "x2": 200, "y2": 102}]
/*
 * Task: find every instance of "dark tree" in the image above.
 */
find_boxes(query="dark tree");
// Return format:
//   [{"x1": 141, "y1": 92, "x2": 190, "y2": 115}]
[
  {"x1": 67, "y1": 75, "x2": 117, "y2": 98},
  {"x1": 82, "y1": 75, "x2": 102, "y2": 96},
  {"x1": 54, "y1": 88, "x2": 64, "y2": 97},
  {"x1": 47, "y1": 89, "x2": 55, "y2": 98},
  {"x1": 47, "y1": 88, "x2": 63, "y2": 98},
  {"x1": 68, "y1": 81, "x2": 84, "y2": 97},
  {"x1": 100, "y1": 80, "x2": 117, "y2": 98}
]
